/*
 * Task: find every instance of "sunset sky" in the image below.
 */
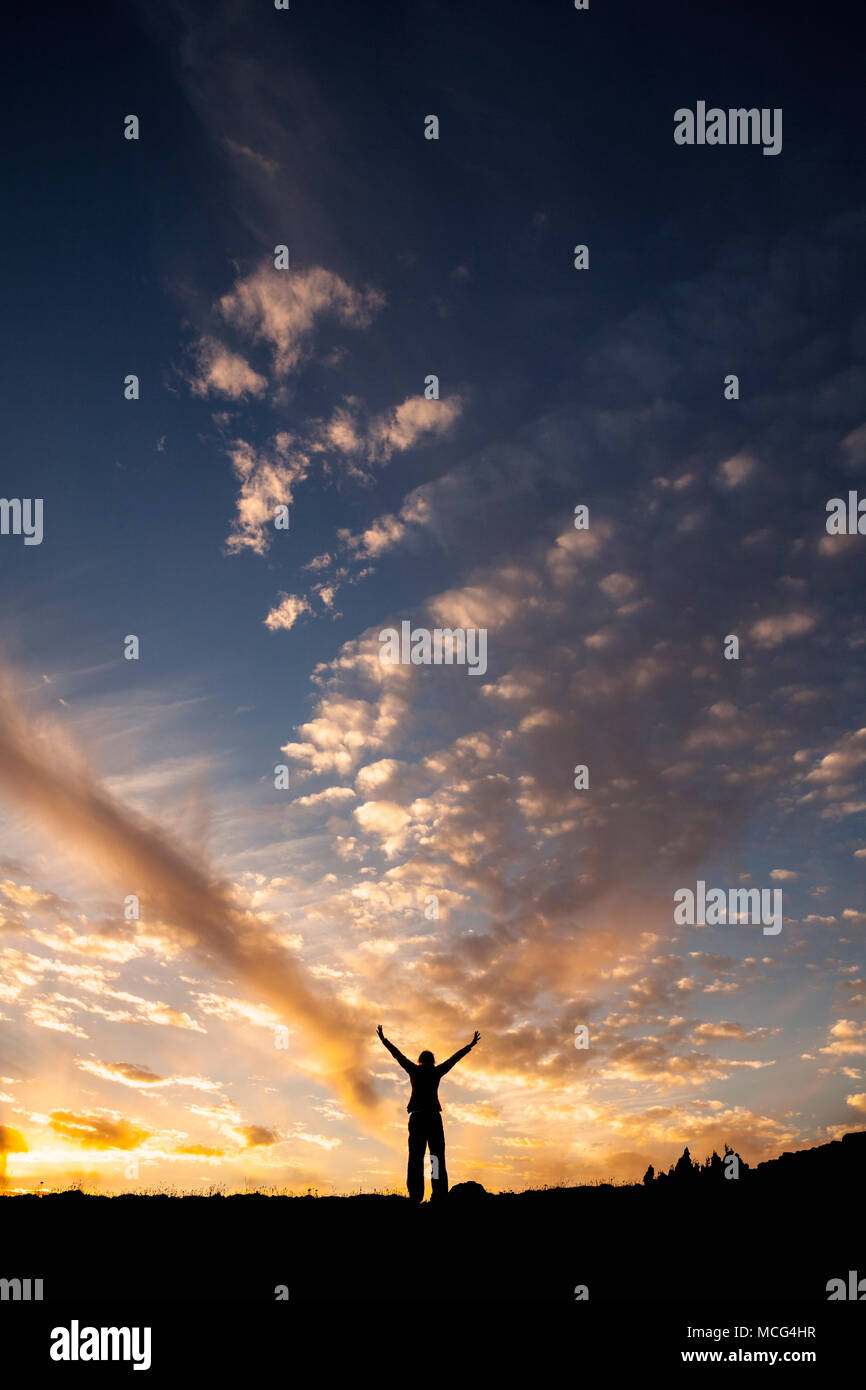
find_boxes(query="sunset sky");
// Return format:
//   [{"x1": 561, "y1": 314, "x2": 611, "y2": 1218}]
[{"x1": 2, "y1": 0, "x2": 866, "y2": 1194}]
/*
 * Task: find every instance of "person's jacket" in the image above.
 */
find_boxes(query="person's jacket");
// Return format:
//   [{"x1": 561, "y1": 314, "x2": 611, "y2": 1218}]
[{"x1": 381, "y1": 1038, "x2": 472, "y2": 1111}]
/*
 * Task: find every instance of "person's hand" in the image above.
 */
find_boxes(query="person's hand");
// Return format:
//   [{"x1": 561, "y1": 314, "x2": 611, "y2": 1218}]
[
  {"x1": 377, "y1": 1024, "x2": 385, "y2": 1040},
  {"x1": 471, "y1": 1030, "x2": 481, "y2": 1046}
]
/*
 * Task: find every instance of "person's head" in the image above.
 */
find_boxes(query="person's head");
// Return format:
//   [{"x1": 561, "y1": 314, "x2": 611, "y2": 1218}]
[{"x1": 418, "y1": 1050, "x2": 435, "y2": 1066}]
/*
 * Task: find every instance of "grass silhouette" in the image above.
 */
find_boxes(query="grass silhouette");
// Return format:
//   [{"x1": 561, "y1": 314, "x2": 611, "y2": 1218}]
[{"x1": 2, "y1": 1132, "x2": 862, "y2": 1301}]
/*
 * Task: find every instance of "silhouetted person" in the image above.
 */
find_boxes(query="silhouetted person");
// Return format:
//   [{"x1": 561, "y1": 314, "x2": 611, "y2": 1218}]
[{"x1": 377, "y1": 1024, "x2": 480, "y2": 1203}]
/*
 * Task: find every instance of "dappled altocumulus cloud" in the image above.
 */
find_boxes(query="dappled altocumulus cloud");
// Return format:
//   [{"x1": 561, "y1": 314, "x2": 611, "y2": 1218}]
[
  {"x1": 257, "y1": 385, "x2": 866, "y2": 1177},
  {"x1": 820, "y1": 1020, "x2": 866, "y2": 1057},
  {"x1": 189, "y1": 338, "x2": 268, "y2": 401},
  {"x1": 256, "y1": 393, "x2": 464, "y2": 622},
  {"x1": 188, "y1": 263, "x2": 384, "y2": 393},
  {"x1": 0, "y1": 944, "x2": 206, "y2": 1036},
  {"x1": 184, "y1": 252, "x2": 463, "y2": 584},
  {"x1": 4, "y1": 192, "x2": 866, "y2": 1190},
  {"x1": 4, "y1": 395, "x2": 866, "y2": 1183},
  {"x1": 224, "y1": 433, "x2": 311, "y2": 557},
  {"x1": 187, "y1": 260, "x2": 464, "y2": 566},
  {"x1": 223, "y1": 393, "x2": 462, "y2": 568}
]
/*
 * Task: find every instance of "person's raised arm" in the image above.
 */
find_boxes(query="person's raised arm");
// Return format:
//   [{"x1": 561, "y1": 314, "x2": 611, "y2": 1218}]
[
  {"x1": 377, "y1": 1023, "x2": 412, "y2": 1072},
  {"x1": 438, "y1": 1030, "x2": 480, "y2": 1075}
]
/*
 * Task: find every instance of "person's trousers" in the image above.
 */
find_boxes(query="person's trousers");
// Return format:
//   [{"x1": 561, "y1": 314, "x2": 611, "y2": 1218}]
[{"x1": 407, "y1": 1110, "x2": 448, "y2": 1202}]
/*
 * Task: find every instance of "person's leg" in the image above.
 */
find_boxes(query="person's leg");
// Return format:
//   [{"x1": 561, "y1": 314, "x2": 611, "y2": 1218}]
[
  {"x1": 428, "y1": 1114, "x2": 448, "y2": 1200},
  {"x1": 407, "y1": 1112, "x2": 425, "y2": 1203}
]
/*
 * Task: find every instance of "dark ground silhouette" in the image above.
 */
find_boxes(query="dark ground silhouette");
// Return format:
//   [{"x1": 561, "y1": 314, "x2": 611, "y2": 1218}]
[{"x1": 1, "y1": 1130, "x2": 863, "y2": 1302}]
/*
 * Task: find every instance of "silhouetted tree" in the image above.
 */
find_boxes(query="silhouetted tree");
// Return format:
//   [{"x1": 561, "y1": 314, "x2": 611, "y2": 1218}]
[
  {"x1": 673, "y1": 1146, "x2": 694, "y2": 1182},
  {"x1": 723, "y1": 1143, "x2": 749, "y2": 1176},
  {"x1": 642, "y1": 1142, "x2": 752, "y2": 1189}
]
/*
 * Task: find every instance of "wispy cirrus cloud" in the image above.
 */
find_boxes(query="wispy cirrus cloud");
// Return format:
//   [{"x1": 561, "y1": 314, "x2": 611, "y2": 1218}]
[
  {"x1": 75, "y1": 1059, "x2": 224, "y2": 1093},
  {"x1": 0, "y1": 671, "x2": 381, "y2": 1118}
]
